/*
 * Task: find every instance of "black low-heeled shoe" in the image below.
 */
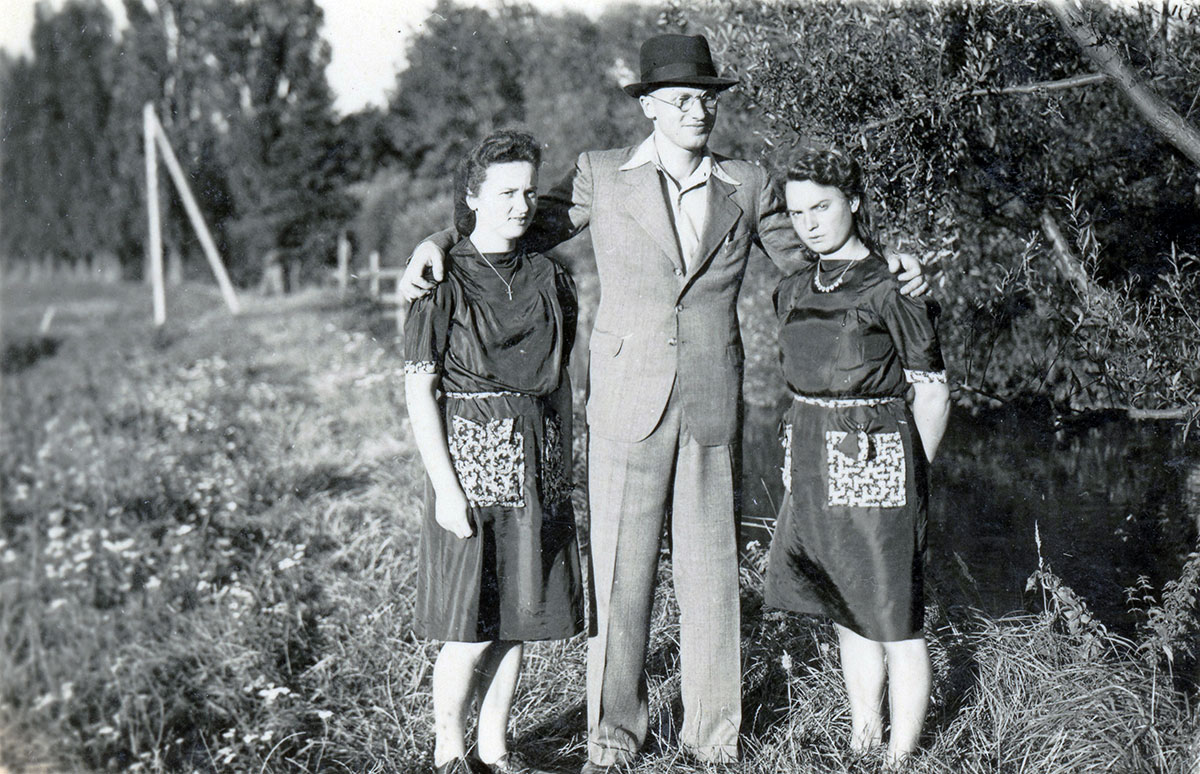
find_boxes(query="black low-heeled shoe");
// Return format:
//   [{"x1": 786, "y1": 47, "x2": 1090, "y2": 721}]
[
  {"x1": 434, "y1": 757, "x2": 477, "y2": 774},
  {"x1": 481, "y1": 751, "x2": 559, "y2": 774}
]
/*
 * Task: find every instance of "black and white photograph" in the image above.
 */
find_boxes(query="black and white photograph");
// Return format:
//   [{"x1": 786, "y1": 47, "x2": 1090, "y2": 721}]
[{"x1": 1, "y1": 0, "x2": 1198, "y2": 771}]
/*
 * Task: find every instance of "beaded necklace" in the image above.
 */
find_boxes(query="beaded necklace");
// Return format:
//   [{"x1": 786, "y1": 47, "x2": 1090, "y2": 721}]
[{"x1": 812, "y1": 259, "x2": 855, "y2": 293}]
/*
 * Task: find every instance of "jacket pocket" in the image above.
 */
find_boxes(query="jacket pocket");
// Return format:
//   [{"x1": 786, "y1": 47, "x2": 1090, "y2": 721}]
[{"x1": 589, "y1": 329, "x2": 624, "y2": 358}]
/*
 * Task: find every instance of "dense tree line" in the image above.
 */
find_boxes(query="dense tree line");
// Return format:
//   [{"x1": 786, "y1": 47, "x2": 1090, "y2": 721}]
[
  {"x1": 1, "y1": 0, "x2": 354, "y2": 284},
  {"x1": 1, "y1": 0, "x2": 1197, "y2": 411}
]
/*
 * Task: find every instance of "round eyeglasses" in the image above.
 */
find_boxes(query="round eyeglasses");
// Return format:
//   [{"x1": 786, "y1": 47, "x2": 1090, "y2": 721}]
[{"x1": 646, "y1": 91, "x2": 721, "y2": 113}]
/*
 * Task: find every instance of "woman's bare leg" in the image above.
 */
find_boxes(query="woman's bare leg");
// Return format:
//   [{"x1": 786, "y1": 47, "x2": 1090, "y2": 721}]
[
  {"x1": 433, "y1": 641, "x2": 492, "y2": 765},
  {"x1": 881, "y1": 636, "x2": 931, "y2": 765},
  {"x1": 475, "y1": 641, "x2": 524, "y2": 764},
  {"x1": 835, "y1": 624, "x2": 886, "y2": 752}
]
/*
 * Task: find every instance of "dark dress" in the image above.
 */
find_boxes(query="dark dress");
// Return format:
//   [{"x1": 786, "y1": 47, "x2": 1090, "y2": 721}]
[
  {"x1": 764, "y1": 254, "x2": 946, "y2": 642},
  {"x1": 404, "y1": 238, "x2": 585, "y2": 643}
]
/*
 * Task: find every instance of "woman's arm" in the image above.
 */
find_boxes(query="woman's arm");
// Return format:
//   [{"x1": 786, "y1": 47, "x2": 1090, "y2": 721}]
[
  {"x1": 404, "y1": 372, "x2": 472, "y2": 539},
  {"x1": 910, "y1": 381, "x2": 950, "y2": 463}
]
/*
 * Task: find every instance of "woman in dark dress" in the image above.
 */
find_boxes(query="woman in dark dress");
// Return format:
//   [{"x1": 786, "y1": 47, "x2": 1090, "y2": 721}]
[
  {"x1": 764, "y1": 149, "x2": 950, "y2": 765},
  {"x1": 404, "y1": 130, "x2": 583, "y2": 774}
]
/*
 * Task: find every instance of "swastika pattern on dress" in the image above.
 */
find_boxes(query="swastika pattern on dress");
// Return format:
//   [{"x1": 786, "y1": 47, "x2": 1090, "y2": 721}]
[{"x1": 824, "y1": 431, "x2": 906, "y2": 508}]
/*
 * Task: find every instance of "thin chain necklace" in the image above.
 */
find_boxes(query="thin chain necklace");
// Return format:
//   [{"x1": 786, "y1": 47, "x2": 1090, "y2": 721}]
[
  {"x1": 478, "y1": 252, "x2": 515, "y2": 300},
  {"x1": 813, "y1": 258, "x2": 856, "y2": 293}
]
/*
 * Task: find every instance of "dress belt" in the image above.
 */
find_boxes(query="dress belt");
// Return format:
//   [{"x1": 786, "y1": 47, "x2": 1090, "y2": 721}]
[
  {"x1": 791, "y1": 393, "x2": 901, "y2": 408},
  {"x1": 444, "y1": 389, "x2": 527, "y2": 400}
]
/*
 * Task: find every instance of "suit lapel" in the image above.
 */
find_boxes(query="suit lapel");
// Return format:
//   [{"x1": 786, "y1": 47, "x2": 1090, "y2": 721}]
[
  {"x1": 685, "y1": 176, "x2": 742, "y2": 286},
  {"x1": 619, "y1": 163, "x2": 684, "y2": 273}
]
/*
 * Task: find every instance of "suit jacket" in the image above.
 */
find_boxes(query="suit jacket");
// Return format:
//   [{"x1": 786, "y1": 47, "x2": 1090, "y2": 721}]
[{"x1": 525, "y1": 143, "x2": 809, "y2": 446}]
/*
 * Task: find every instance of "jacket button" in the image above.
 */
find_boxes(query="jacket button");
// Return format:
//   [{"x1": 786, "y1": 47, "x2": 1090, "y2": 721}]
[
  {"x1": 667, "y1": 337, "x2": 677, "y2": 346},
  {"x1": 673, "y1": 268, "x2": 683, "y2": 276},
  {"x1": 675, "y1": 304, "x2": 683, "y2": 313}
]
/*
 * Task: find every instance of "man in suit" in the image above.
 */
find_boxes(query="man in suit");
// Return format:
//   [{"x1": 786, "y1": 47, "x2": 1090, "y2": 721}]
[{"x1": 401, "y1": 34, "x2": 926, "y2": 772}]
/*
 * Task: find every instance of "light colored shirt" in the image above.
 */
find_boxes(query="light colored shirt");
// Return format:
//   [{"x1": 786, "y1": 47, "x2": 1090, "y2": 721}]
[{"x1": 619, "y1": 134, "x2": 740, "y2": 271}]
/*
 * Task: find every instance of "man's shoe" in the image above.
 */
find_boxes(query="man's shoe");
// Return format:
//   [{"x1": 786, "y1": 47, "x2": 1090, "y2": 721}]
[
  {"x1": 578, "y1": 764, "x2": 608, "y2": 774},
  {"x1": 434, "y1": 758, "x2": 476, "y2": 774},
  {"x1": 481, "y1": 752, "x2": 558, "y2": 774},
  {"x1": 679, "y1": 748, "x2": 740, "y2": 772},
  {"x1": 579, "y1": 761, "x2": 623, "y2": 774}
]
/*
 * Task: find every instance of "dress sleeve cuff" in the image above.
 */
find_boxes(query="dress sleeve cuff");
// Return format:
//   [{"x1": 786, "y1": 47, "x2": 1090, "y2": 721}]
[
  {"x1": 904, "y1": 369, "x2": 947, "y2": 385},
  {"x1": 404, "y1": 361, "x2": 439, "y2": 375}
]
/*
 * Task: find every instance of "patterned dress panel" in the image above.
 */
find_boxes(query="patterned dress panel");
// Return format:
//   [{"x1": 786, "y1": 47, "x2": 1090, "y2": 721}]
[
  {"x1": 824, "y1": 431, "x2": 907, "y2": 508},
  {"x1": 539, "y1": 413, "x2": 573, "y2": 505},
  {"x1": 448, "y1": 416, "x2": 525, "y2": 508}
]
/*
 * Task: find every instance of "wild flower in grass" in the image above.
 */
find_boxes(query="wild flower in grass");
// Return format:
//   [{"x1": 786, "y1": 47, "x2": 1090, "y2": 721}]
[
  {"x1": 102, "y1": 537, "x2": 136, "y2": 554},
  {"x1": 277, "y1": 544, "x2": 307, "y2": 572},
  {"x1": 257, "y1": 685, "x2": 293, "y2": 705},
  {"x1": 779, "y1": 651, "x2": 795, "y2": 709},
  {"x1": 1026, "y1": 521, "x2": 1116, "y2": 660}
]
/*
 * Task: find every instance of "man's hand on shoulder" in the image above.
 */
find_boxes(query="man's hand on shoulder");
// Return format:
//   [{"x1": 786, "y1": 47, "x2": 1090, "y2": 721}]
[
  {"x1": 886, "y1": 251, "x2": 931, "y2": 298},
  {"x1": 400, "y1": 241, "x2": 447, "y2": 302}
]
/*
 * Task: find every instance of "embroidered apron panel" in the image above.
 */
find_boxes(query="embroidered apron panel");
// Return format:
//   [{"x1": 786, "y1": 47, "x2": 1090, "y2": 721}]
[
  {"x1": 780, "y1": 423, "x2": 793, "y2": 492},
  {"x1": 824, "y1": 430, "x2": 906, "y2": 508},
  {"x1": 449, "y1": 415, "x2": 525, "y2": 508},
  {"x1": 539, "y1": 414, "x2": 573, "y2": 505}
]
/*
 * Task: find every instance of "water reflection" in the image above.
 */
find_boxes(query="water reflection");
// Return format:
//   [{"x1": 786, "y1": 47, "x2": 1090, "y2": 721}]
[{"x1": 739, "y1": 404, "x2": 1196, "y2": 630}]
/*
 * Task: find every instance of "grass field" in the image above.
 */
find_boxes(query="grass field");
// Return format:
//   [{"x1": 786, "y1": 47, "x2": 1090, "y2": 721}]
[{"x1": 1, "y1": 280, "x2": 1198, "y2": 773}]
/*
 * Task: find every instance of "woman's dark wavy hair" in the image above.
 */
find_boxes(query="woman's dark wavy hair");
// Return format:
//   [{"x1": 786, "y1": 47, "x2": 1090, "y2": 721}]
[
  {"x1": 785, "y1": 147, "x2": 879, "y2": 253},
  {"x1": 453, "y1": 129, "x2": 542, "y2": 236}
]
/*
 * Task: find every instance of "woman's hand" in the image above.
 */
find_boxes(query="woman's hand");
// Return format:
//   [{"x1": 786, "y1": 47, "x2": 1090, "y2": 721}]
[
  {"x1": 406, "y1": 371, "x2": 473, "y2": 538},
  {"x1": 434, "y1": 485, "x2": 473, "y2": 539}
]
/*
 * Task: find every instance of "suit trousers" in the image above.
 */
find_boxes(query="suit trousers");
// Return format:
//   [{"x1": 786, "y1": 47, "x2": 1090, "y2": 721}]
[{"x1": 585, "y1": 385, "x2": 741, "y2": 764}]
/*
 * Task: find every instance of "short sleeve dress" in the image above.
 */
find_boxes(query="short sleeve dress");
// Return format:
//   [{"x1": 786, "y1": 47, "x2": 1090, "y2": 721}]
[
  {"x1": 404, "y1": 237, "x2": 585, "y2": 643},
  {"x1": 764, "y1": 253, "x2": 946, "y2": 642}
]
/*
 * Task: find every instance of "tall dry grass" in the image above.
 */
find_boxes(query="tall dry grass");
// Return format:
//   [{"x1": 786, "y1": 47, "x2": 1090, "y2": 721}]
[{"x1": 1, "y1": 281, "x2": 1197, "y2": 773}]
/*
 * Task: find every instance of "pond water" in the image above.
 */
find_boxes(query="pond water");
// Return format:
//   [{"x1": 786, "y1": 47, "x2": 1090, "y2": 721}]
[{"x1": 739, "y1": 404, "x2": 1198, "y2": 630}]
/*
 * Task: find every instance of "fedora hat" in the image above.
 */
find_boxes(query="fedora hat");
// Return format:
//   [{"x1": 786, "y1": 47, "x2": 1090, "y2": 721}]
[{"x1": 622, "y1": 34, "x2": 739, "y2": 97}]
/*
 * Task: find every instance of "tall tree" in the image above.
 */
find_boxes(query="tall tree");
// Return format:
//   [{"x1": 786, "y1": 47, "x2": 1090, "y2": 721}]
[
  {"x1": 0, "y1": 1, "x2": 121, "y2": 269},
  {"x1": 1046, "y1": 0, "x2": 1200, "y2": 168},
  {"x1": 219, "y1": 0, "x2": 353, "y2": 284},
  {"x1": 383, "y1": 0, "x2": 527, "y2": 179},
  {"x1": 107, "y1": 0, "x2": 350, "y2": 284}
]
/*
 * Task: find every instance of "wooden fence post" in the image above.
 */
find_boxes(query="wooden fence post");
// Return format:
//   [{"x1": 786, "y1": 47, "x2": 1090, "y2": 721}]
[
  {"x1": 337, "y1": 232, "x2": 351, "y2": 296},
  {"x1": 368, "y1": 250, "x2": 381, "y2": 298},
  {"x1": 150, "y1": 112, "x2": 240, "y2": 315},
  {"x1": 144, "y1": 103, "x2": 166, "y2": 326}
]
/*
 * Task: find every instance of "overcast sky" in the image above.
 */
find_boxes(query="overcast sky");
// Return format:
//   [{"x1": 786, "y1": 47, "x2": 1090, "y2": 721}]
[{"x1": 0, "y1": 0, "x2": 641, "y2": 114}]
